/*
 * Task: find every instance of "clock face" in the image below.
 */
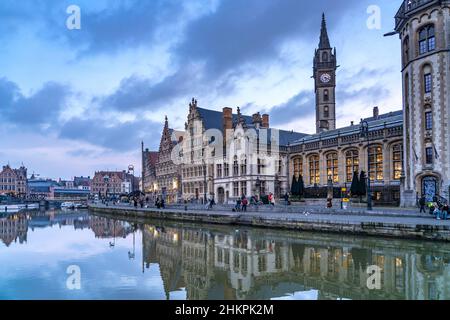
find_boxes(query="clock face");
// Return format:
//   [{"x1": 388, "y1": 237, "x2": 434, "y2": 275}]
[{"x1": 320, "y1": 73, "x2": 331, "y2": 83}]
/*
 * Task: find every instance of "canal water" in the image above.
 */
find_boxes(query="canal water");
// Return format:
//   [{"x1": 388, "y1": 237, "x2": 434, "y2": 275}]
[{"x1": 1, "y1": 209, "x2": 449, "y2": 300}]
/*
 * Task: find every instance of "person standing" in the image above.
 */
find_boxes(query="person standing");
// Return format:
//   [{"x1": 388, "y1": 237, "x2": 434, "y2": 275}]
[
  {"x1": 419, "y1": 195, "x2": 426, "y2": 213},
  {"x1": 241, "y1": 197, "x2": 248, "y2": 212}
]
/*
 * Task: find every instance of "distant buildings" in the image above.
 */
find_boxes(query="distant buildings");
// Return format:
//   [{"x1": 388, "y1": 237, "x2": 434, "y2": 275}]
[
  {"x1": 91, "y1": 170, "x2": 139, "y2": 197},
  {"x1": 0, "y1": 165, "x2": 27, "y2": 198}
]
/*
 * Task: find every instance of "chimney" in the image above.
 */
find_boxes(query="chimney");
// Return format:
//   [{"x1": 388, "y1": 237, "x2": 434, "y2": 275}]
[
  {"x1": 223, "y1": 107, "x2": 233, "y2": 148},
  {"x1": 223, "y1": 107, "x2": 232, "y2": 132},
  {"x1": 262, "y1": 114, "x2": 270, "y2": 128},
  {"x1": 252, "y1": 112, "x2": 262, "y2": 128},
  {"x1": 373, "y1": 106, "x2": 379, "y2": 119}
]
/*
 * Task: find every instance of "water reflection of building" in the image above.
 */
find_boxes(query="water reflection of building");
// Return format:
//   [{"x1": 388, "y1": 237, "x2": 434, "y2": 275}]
[
  {"x1": 0, "y1": 214, "x2": 28, "y2": 246},
  {"x1": 142, "y1": 225, "x2": 186, "y2": 299},
  {"x1": 141, "y1": 223, "x2": 450, "y2": 300},
  {"x1": 89, "y1": 217, "x2": 133, "y2": 239}
]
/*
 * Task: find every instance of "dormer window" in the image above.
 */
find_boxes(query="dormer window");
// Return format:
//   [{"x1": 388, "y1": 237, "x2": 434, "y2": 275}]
[{"x1": 419, "y1": 25, "x2": 435, "y2": 55}]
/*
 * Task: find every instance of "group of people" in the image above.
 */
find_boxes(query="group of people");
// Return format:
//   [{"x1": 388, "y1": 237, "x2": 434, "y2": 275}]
[
  {"x1": 418, "y1": 195, "x2": 449, "y2": 220},
  {"x1": 233, "y1": 193, "x2": 276, "y2": 212}
]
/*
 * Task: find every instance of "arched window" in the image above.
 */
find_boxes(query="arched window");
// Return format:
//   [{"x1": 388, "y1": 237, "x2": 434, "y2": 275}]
[
  {"x1": 308, "y1": 155, "x2": 320, "y2": 185},
  {"x1": 392, "y1": 144, "x2": 403, "y2": 180},
  {"x1": 322, "y1": 52, "x2": 328, "y2": 62},
  {"x1": 324, "y1": 106, "x2": 329, "y2": 118},
  {"x1": 419, "y1": 25, "x2": 435, "y2": 54},
  {"x1": 326, "y1": 152, "x2": 339, "y2": 183},
  {"x1": 403, "y1": 36, "x2": 409, "y2": 65},
  {"x1": 368, "y1": 146, "x2": 383, "y2": 181},
  {"x1": 345, "y1": 150, "x2": 359, "y2": 182},
  {"x1": 324, "y1": 89, "x2": 329, "y2": 102},
  {"x1": 293, "y1": 157, "x2": 303, "y2": 177}
]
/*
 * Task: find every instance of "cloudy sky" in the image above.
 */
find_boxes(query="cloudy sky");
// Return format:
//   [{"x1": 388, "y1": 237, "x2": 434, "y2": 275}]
[{"x1": 0, "y1": 0, "x2": 403, "y2": 179}]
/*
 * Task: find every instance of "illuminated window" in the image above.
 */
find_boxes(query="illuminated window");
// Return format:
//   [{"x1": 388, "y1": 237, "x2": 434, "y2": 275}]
[
  {"x1": 293, "y1": 157, "x2": 303, "y2": 177},
  {"x1": 368, "y1": 146, "x2": 383, "y2": 181},
  {"x1": 392, "y1": 144, "x2": 403, "y2": 180},
  {"x1": 309, "y1": 155, "x2": 320, "y2": 185},
  {"x1": 345, "y1": 150, "x2": 359, "y2": 182},
  {"x1": 326, "y1": 152, "x2": 339, "y2": 183}
]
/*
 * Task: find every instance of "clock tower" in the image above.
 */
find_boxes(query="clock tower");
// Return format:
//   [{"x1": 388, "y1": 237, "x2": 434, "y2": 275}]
[{"x1": 314, "y1": 13, "x2": 337, "y2": 133}]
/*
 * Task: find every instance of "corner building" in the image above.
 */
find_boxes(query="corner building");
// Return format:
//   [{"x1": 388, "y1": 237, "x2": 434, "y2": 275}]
[{"x1": 395, "y1": 0, "x2": 450, "y2": 205}]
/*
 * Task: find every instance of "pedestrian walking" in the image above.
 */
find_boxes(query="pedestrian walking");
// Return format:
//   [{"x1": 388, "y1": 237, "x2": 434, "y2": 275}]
[{"x1": 284, "y1": 193, "x2": 290, "y2": 206}]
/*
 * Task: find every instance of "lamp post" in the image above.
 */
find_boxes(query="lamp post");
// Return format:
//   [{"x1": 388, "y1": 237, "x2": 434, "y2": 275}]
[
  {"x1": 103, "y1": 175, "x2": 110, "y2": 201},
  {"x1": 360, "y1": 119, "x2": 373, "y2": 210}
]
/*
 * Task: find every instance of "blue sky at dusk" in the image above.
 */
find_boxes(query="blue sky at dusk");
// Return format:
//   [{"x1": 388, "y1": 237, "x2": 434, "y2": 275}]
[{"x1": 0, "y1": 0, "x2": 403, "y2": 179}]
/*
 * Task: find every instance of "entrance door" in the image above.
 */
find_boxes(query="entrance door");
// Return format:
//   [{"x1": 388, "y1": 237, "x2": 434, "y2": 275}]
[
  {"x1": 422, "y1": 176, "x2": 438, "y2": 202},
  {"x1": 218, "y1": 188, "x2": 225, "y2": 204}
]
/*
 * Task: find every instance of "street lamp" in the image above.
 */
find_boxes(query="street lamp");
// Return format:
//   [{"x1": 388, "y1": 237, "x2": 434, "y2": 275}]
[
  {"x1": 202, "y1": 159, "x2": 207, "y2": 204},
  {"x1": 360, "y1": 119, "x2": 373, "y2": 210}
]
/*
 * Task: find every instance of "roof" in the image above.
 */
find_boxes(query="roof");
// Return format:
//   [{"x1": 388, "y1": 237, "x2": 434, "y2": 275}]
[
  {"x1": 291, "y1": 110, "x2": 403, "y2": 145},
  {"x1": 197, "y1": 107, "x2": 253, "y2": 131}
]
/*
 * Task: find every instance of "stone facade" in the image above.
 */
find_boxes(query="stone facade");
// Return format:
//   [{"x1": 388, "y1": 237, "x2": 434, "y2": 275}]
[
  {"x1": 314, "y1": 14, "x2": 337, "y2": 133},
  {"x1": 288, "y1": 109, "x2": 404, "y2": 205},
  {"x1": 154, "y1": 117, "x2": 183, "y2": 204},
  {"x1": 177, "y1": 99, "x2": 305, "y2": 204},
  {"x1": 0, "y1": 165, "x2": 27, "y2": 197},
  {"x1": 395, "y1": 0, "x2": 450, "y2": 205}
]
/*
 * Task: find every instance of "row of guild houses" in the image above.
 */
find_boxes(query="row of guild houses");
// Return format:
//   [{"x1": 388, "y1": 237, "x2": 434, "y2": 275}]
[{"x1": 142, "y1": 1, "x2": 450, "y2": 207}]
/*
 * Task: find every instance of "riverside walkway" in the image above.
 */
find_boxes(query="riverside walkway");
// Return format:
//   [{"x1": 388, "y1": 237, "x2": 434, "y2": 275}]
[{"x1": 88, "y1": 203, "x2": 450, "y2": 242}]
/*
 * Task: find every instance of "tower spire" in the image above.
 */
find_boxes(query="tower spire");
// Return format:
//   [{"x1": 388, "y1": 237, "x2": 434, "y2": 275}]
[{"x1": 319, "y1": 13, "x2": 331, "y2": 49}]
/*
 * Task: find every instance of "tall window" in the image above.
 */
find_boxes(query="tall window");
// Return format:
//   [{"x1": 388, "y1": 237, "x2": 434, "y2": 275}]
[
  {"x1": 419, "y1": 25, "x2": 435, "y2": 55},
  {"x1": 425, "y1": 111, "x2": 433, "y2": 130},
  {"x1": 233, "y1": 182, "x2": 239, "y2": 197},
  {"x1": 216, "y1": 164, "x2": 223, "y2": 178},
  {"x1": 309, "y1": 155, "x2": 320, "y2": 185},
  {"x1": 345, "y1": 150, "x2": 359, "y2": 182},
  {"x1": 424, "y1": 73, "x2": 432, "y2": 93},
  {"x1": 233, "y1": 157, "x2": 239, "y2": 176},
  {"x1": 403, "y1": 36, "x2": 409, "y2": 65},
  {"x1": 293, "y1": 157, "x2": 303, "y2": 177},
  {"x1": 326, "y1": 153, "x2": 339, "y2": 183},
  {"x1": 324, "y1": 89, "x2": 329, "y2": 102},
  {"x1": 369, "y1": 146, "x2": 383, "y2": 181},
  {"x1": 426, "y1": 147, "x2": 434, "y2": 164},
  {"x1": 224, "y1": 163, "x2": 229, "y2": 177},
  {"x1": 393, "y1": 144, "x2": 403, "y2": 180},
  {"x1": 324, "y1": 106, "x2": 329, "y2": 118},
  {"x1": 240, "y1": 158, "x2": 247, "y2": 175},
  {"x1": 240, "y1": 181, "x2": 247, "y2": 197},
  {"x1": 258, "y1": 159, "x2": 264, "y2": 174},
  {"x1": 322, "y1": 51, "x2": 328, "y2": 62}
]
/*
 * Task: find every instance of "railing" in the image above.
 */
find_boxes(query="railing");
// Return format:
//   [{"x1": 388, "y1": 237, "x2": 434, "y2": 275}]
[{"x1": 396, "y1": 0, "x2": 439, "y2": 29}]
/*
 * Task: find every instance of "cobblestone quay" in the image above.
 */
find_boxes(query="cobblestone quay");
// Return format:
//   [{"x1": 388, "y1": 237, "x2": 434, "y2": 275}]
[{"x1": 88, "y1": 203, "x2": 450, "y2": 242}]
